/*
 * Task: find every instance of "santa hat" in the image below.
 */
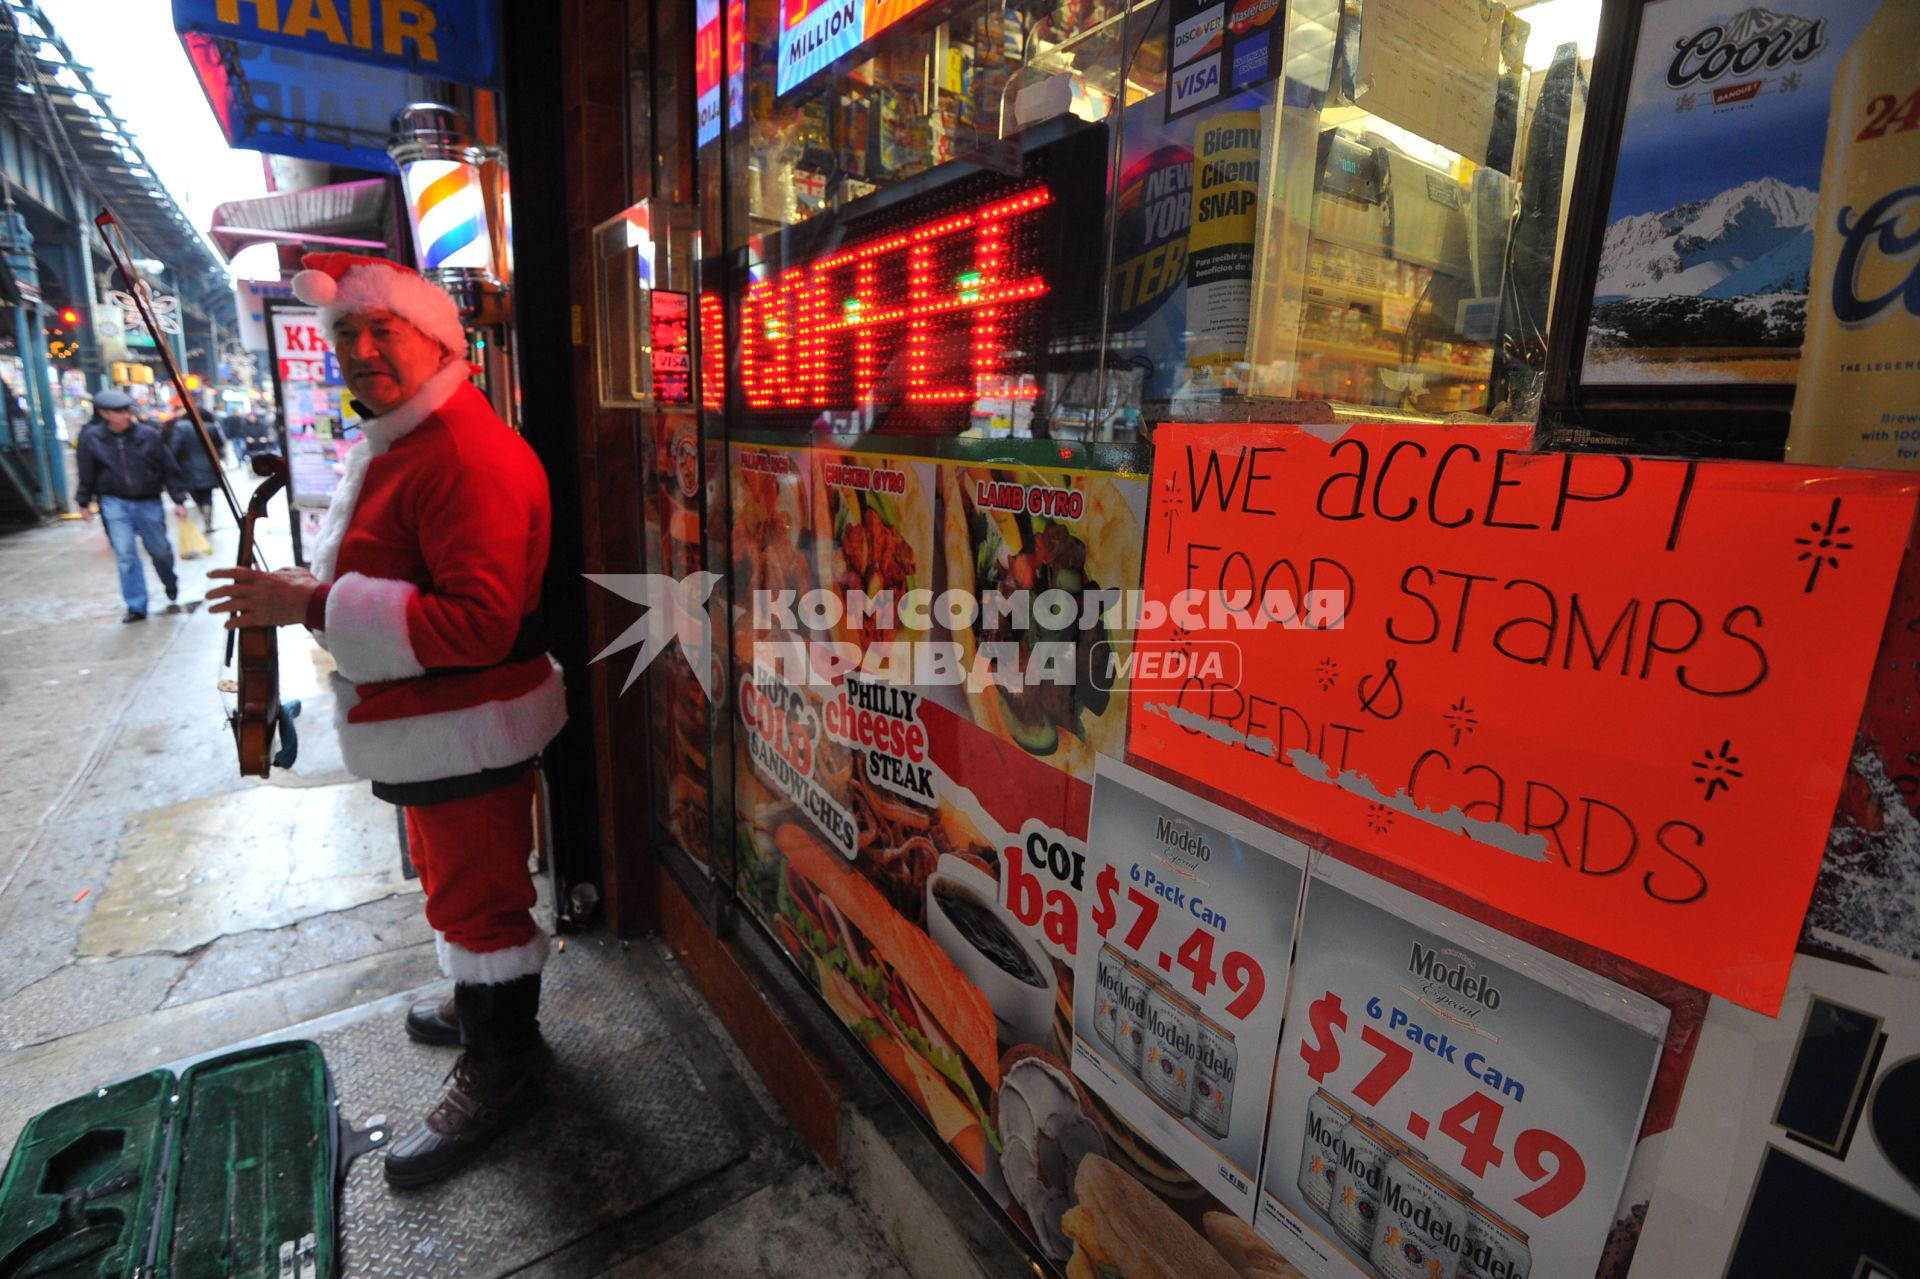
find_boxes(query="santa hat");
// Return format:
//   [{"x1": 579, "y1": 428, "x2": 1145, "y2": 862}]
[{"x1": 291, "y1": 252, "x2": 466, "y2": 353}]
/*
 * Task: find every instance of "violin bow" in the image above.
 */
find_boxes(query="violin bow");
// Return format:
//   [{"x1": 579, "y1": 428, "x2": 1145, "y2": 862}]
[{"x1": 93, "y1": 208, "x2": 261, "y2": 568}]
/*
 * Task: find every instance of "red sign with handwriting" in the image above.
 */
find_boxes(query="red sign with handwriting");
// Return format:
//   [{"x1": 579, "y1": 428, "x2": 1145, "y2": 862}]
[{"x1": 1129, "y1": 423, "x2": 1918, "y2": 1012}]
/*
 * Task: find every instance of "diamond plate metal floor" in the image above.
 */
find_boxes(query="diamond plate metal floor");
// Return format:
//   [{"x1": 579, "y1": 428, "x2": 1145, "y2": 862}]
[{"x1": 316, "y1": 936, "x2": 753, "y2": 1278}]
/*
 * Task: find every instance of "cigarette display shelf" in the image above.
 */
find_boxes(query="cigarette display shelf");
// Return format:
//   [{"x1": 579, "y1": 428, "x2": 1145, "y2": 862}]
[
  {"x1": 1295, "y1": 336, "x2": 1490, "y2": 382},
  {"x1": 1302, "y1": 280, "x2": 1407, "y2": 311}
]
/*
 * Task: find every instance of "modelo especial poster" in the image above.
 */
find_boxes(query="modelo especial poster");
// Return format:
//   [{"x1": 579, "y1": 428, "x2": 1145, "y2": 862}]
[
  {"x1": 1582, "y1": 0, "x2": 1877, "y2": 385},
  {"x1": 1258, "y1": 858, "x2": 1669, "y2": 1279},
  {"x1": 1071, "y1": 755, "x2": 1309, "y2": 1222}
]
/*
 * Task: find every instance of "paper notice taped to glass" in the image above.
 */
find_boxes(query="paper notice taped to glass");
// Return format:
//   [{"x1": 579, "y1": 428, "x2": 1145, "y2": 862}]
[{"x1": 1355, "y1": 0, "x2": 1504, "y2": 166}]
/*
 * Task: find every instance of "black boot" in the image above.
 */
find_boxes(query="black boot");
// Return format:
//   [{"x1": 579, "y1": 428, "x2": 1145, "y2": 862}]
[
  {"x1": 384, "y1": 975, "x2": 545, "y2": 1188},
  {"x1": 404, "y1": 993, "x2": 461, "y2": 1046}
]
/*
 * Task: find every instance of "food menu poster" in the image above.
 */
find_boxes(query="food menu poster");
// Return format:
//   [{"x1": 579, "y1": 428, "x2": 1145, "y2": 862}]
[
  {"x1": 1128, "y1": 421, "x2": 1917, "y2": 1012},
  {"x1": 1165, "y1": 0, "x2": 1285, "y2": 121},
  {"x1": 1070, "y1": 754, "x2": 1308, "y2": 1220},
  {"x1": 1258, "y1": 857, "x2": 1668, "y2": 1279},
  {"x1": 731, "y1": 436, "x2": 1287, "y2": 1274},
  {"x1": 267, "y1": 302, "x2": 356, "y2": 511}
]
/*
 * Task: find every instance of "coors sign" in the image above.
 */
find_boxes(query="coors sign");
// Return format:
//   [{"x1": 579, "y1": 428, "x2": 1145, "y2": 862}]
[{"x1": 1786, "y1": 0, "x2": 1920, "y2": 471}]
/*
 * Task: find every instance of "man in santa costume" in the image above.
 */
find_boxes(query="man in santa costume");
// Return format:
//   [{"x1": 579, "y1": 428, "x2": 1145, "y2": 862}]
[{"x1": 209, "y1": 253, "x2": 566, "y2": 1189}]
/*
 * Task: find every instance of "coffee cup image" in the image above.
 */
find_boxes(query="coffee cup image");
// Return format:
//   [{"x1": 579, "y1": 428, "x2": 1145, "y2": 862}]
[{"x1": 926, "y1": 855, "x2": 1057, "y2": 1047}]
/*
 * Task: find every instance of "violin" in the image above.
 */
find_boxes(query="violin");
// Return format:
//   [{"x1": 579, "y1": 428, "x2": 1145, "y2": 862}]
[
  {"x1": 230, "y1": 455, "x2": 299, "y2": 776},
  {"x1": 94, "y1": 208, "x2": 298, "y2": 776}
]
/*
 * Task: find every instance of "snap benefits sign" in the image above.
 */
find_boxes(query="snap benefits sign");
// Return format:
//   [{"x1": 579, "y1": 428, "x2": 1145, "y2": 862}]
[{"x1": 1129, "y1": 422, "x2": 1918, "y2": 1012}]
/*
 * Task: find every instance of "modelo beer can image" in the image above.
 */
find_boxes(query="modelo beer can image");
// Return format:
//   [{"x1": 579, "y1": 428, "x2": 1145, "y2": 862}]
[
  {"x1": 1194, "y1": 1014, "x2": 1237, "y2": 1139},
  {"x1": 1113, "y1": 960, "x2": 1152, "y2": 1075},
  {"x1": 1298, "y1": 1088, "x2": 1358, "y2": 1217},
  {"x1": 1094, "y1": 945, "x2": 1126, "y2": 1048},
  {"x1": 1327, "y1": 1115, "x2": 1412, "y2": 1256},
  {"x1": 1369, "y1": 1151, "x2": 1473, "y2": 1279},
  {"x1": 1785, "y1": 0, "x2": 1920, "y2": 471},
  {"x1": 1143, "y1": 983, "x2": 1200, "y2": 1115},
  {"x1": 1457, "y1": 1199, "x2": 1532, "y2": 1279}
]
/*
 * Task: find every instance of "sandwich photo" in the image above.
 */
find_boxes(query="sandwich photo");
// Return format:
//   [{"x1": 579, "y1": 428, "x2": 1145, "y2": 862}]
[
  {"x1": 940, "y1": 465, "x2": 1141, "y2": 779},
  {"x1": 1202, "y1": 1211, "x2": 1308, "y2": 1279},
  {"x1": 1062, "y1": 1155, "x2": 1241, "y2": 1279},
  {"x1": 774, "y1": 822, "x2": 1001, "y2": 1175},
  {"x1": 812, "y1": 454, "x2": 932, "y2": 653}
]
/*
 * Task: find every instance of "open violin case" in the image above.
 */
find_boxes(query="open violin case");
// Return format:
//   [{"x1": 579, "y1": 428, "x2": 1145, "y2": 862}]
[{"x1": 0, "y1": 1041, "x2": 385, "y2": 1279}]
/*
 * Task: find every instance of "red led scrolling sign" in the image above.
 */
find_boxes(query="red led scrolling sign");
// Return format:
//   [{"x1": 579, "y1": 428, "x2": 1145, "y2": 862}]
[{"x1": 739, "y1": 186, "x2": 1053, "y2": 413}]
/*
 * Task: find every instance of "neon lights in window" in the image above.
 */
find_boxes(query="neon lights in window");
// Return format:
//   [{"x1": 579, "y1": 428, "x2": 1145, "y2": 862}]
[
  {"x1": 700, "y1": 291, "x2": 725, "y2": 411},
  {"x1": 739, "y1": 185, "x2": 1053, "y2": 414}
]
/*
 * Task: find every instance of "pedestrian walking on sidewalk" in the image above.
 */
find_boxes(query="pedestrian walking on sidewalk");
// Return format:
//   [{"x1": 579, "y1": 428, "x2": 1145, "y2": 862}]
[
  {"x1": 222, "y1": 408, "x2": 250, "y2": 466},
  {"x1": 165, "y1": 412, "x2": 221, "y2": 536},
  {"x1": 243, "y1": 409, "x2": 277, "y2": 457},
  {"x1": 208, "y1": 253, "x2": 564, "y2": 1191},
  {"x1": 74, "y1": 389, "x2": 188, "y2": 622}
]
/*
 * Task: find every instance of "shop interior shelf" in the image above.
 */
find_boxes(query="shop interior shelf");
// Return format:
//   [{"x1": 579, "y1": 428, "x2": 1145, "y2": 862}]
[
  {"x1": 1294, "y1": 336, "x2": 1491, "y2": 382},
  {"x1": 1303, "y1": 280, "x2": 1417, "y2": 310}
]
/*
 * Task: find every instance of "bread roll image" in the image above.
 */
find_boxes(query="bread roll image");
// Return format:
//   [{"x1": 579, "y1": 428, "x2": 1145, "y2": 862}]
[
  {"x1": 1203, "y1": 1211, "x2": 1308, "y2": 1279},
  {"x1": 1061, "y1": 1156, "x2": 1239, "y2": 1279}
]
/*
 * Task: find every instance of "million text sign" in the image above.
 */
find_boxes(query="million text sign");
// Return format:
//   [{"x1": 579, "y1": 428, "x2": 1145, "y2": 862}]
[{"x1": 1129, "y1": 423, "x2": 1917, "y2": 1012}]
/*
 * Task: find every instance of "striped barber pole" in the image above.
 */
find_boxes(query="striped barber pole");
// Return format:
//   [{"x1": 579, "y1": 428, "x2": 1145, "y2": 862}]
[{"x1": 402, "y1": 159, "x2": 492, "y2": 272}]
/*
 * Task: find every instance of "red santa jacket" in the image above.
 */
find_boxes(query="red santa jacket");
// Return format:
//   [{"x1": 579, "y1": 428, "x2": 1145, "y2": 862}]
[{"x1": 310, "y1": 361, "x2": 566, "y2": 785}]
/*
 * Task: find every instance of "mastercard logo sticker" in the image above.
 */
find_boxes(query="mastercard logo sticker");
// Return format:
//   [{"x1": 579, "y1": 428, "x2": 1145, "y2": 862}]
[{"x1": 1229, "y1": 0, "x2": 1279, "y2": 35}]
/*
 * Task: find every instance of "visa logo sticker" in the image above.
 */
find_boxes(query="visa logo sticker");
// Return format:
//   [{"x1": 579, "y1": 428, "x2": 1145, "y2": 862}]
[
  {"x1": 1172, "y1": 51, "x2": 1222, "y2": 111},
  {"x1": 1170, "y1": 3, "x2": 1225, "y2": 67}
]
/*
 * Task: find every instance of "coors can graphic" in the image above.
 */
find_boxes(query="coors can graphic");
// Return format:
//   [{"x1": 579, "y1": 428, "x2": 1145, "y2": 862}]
[{"x1": 1786, "y1": 0, "x2": 1920, "y2": 471}]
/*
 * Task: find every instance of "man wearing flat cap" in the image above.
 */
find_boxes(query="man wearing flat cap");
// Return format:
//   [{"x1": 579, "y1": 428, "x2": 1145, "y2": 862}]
[{"x1": 74, "y1": 388, "x2": 190, "y2": 622}]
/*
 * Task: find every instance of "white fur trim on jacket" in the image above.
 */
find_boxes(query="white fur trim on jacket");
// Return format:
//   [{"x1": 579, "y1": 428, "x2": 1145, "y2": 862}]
[
  {"x1": 331, "y1": 657, "x2": 567, "y2": 784},
  {"x1": 309, "y1": 359, "x2": 474, "y2": 584},
  {"x1": 325, "y1": 573, "x2": 427, "y2": 684},
  {"x1": 437, "y1": 929, "x2": 549, "y2": 984}
]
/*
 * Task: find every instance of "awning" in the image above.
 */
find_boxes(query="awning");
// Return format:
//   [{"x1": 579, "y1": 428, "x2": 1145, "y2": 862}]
[
  {"x1": 177, "y1": 32, "x2": 437, "y2": 172},
  {"x1": 207, "y1": 179, "x2": 394, "y2": 259},
  {"x1": 171, "y1": 0, "x2": 499, "y2": 172},
  {"x1": 172, "y1": 0, "x2": 499, "y2": 86}
]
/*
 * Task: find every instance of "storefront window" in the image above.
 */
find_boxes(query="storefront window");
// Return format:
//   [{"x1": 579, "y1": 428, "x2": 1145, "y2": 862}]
[
  {"x1": 717, "y1": 0, "x2": 1599, "y2": 436},
  {"x1": 1232, "y1": 0, "x2": 1601, "y2": 421},
  {"x1": 647, "y1": 2, "x2": 1920, "y2": 1276}
]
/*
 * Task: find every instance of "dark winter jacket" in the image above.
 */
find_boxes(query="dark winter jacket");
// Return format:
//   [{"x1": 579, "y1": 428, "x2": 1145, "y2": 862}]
[
  {"x1": 165, "y1": 417, "x2": 223, "y2": 488},
  {"x1": 74, "y1": 419, "x2": 187, "y2": 507}
]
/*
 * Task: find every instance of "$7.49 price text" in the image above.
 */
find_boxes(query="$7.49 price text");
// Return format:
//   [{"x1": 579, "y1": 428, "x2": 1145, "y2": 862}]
[
  {"x1": 1298, "y1": 990, "x2": 1588, "y2": 1218},
  {"x1": 1091, "y1": 861, "x2": 1266, "y2": 1019}
]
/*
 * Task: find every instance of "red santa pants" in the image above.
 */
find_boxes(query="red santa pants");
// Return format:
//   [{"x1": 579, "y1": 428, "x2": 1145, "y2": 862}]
[{"x1": 404, "y1": 771, "x2": 545, "y2": 981}]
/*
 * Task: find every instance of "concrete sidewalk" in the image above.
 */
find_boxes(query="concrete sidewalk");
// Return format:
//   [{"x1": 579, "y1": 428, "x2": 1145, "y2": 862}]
[
  {"x1": 0, "y1": 489, "x2": 433, "y2": 1141},
  {"x1": 0, "y1": 481, "x2": 919, "y2": 1278}
]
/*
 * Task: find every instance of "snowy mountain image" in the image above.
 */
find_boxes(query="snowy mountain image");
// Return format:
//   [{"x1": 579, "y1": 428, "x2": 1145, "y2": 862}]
[
  {"x1": 1709, "y1": 7, "x2": 1820, "y2": 54},
  {"x1": 1594, "y1": 177, "x2": 1818, "y2": 301}
]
